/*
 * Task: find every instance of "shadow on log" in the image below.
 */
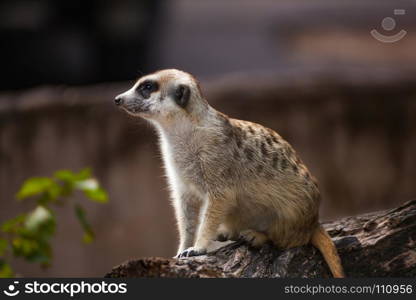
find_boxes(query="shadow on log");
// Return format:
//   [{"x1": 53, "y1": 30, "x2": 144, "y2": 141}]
[{"x1": 106, "y1": 200, "x2": 416, "y2": 278}]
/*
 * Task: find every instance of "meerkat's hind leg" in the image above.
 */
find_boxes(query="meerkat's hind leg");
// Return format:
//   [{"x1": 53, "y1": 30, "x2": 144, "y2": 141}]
[
  {"x1": 216, "y1": 232, "x2": 229, "y2": 242},
  {"x1": 216, "y1": 223, "x2": 239, "y2": 242},
  {"x1": 239, "y1": 229, "x2": 268, "y2": 248}
]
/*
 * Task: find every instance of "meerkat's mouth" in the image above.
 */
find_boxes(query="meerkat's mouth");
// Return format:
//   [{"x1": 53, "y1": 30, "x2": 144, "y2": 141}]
[{"x1": 121, "y1": 103, "x2": 151, "y2": 117}]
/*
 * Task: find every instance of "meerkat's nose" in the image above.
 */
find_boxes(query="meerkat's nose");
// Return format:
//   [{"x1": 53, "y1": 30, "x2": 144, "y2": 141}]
[{"x1": 114, "y1": 95, "x2": 124, "y2": 106}]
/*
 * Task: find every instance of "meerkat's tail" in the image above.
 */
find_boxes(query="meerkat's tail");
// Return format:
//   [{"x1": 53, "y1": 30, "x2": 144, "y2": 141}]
[{"x1": 311, "y1": 225, "x2": 345, "y2": 278}]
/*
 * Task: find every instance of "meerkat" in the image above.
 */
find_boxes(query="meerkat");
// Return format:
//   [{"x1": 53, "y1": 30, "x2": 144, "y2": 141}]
[{"x1": 114, "y1": 69, "x2": 345, "y2": 278}]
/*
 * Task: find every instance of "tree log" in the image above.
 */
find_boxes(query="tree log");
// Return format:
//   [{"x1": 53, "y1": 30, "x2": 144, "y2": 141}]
[{"x1": 106, "y1": 200, "x2": 416, "y2": 278}]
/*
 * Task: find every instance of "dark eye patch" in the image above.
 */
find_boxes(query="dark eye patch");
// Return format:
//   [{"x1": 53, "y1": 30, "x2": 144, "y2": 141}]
[
  {"x1": 137, "y1": 80, "x2": 159, "y2": 99},
  {"x1": 172, "y1": 84, "x2": 190, "y2": 108}
]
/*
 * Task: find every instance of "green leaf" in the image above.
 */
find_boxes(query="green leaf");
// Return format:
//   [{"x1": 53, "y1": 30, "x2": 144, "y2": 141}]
[
  {"x1": 54, "y1": 170, "x2": 76, "y2": 182},
  {"x1": 12, "y1": 237, "x2": 37, "y2": 257},
  {"x1": 75, "y1": 168, "x2": 92, "y2": 181},
  {"x1": 1, "y1": 214, "x2": 26, "y2": 234},
  {"x1": 2, "y1": 206, "x2": 55, "y2": 265},
  {"x1": 47, "y1": 183, "x2": 63, "y2": 200},
  {"x1": 83, "y1": 187, "x2": 108, "y2": 203},
  {"x1": 16, "y1": 177, "x2": 57, "y2": 200},
  {"x1": 28, "y1": 247, "x2": 52, "y2": 265},
  {"x1": 0, "y1": 238, "x2": 8, "y2": 256},
  {"x1": 74, "y1": 204, "x2": 95, "y2": 244},
  {"x1": 75, "y1": 177, "x2": 108, "y2": 203},
  {"x1": 55, "y1": 168, "x2": 91, "y2": 183},
  {"x1": 0, "y1": 260, "x2": 13, "y2": 278},
  {"x1": 11, "y1": 237, "x2": 52, "y2": 264},
  {"x1": 82, "y1": 232, "x2": 94, "y2": 244},
  {"x1": 5, "y1": 168, "x2": 106, "y2": 273}
]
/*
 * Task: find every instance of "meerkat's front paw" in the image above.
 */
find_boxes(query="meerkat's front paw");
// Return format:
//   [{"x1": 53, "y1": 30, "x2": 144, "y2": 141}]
[
  {"x1": 239, "y1": 229, "x2": 268, "y2": 248},
  {"x1": 177, "y1": 247, "x2": 207, "y2": 258}
]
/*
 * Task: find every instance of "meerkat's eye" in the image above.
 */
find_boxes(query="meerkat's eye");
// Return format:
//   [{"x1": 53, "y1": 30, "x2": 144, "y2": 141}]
[
  {"x1": 144, "y1": 83, "x2": 153, "y2": 90},
  {"x1": 137, "y1": 80, "x2": 159, "y2": 99}
]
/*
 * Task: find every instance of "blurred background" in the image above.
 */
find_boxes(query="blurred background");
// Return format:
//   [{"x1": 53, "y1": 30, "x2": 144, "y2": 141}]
[{"x1": 1, "y1": 0, "x2": 416, "y2": 277}]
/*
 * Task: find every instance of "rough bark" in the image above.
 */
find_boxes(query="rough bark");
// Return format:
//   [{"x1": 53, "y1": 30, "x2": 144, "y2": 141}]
[{"x1": 106, "y1": 200, "x2": 416, "y2": 278}]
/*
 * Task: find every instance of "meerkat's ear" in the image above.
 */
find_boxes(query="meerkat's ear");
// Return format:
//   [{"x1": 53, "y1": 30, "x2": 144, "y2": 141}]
[{"x1": 173, "y1": 84, "x2": 190, "y2": 108}]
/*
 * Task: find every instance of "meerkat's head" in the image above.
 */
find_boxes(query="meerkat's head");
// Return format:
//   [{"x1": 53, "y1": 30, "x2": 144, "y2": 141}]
[{"x1": 114, "y1": 69, "x2": 207, "y2": 123}]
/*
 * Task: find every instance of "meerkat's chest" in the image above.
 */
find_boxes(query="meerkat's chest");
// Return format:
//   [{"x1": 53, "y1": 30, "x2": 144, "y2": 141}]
[{"x1": 159, "y1": 134, "x2": 210, "y2": 190}]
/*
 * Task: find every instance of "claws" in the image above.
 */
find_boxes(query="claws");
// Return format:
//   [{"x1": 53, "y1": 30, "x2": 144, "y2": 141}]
[
  {"x1": 177, "y1": 247, "x2": 207, "y2": 258},
  {"x1": 216, "y1": 230, "x2": 239, "y2": 242},
  {"x1": 239, "y1": 230, "x2": 268, "y2": 248},
  {"x1": 216, "y1": 233, "x2": 229, "y2": 242}
]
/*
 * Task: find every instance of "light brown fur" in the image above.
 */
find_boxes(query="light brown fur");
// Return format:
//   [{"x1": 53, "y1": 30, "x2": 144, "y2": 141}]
[{"x1": 115, "y1": 69, "x2": 345, "y2": 278}]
